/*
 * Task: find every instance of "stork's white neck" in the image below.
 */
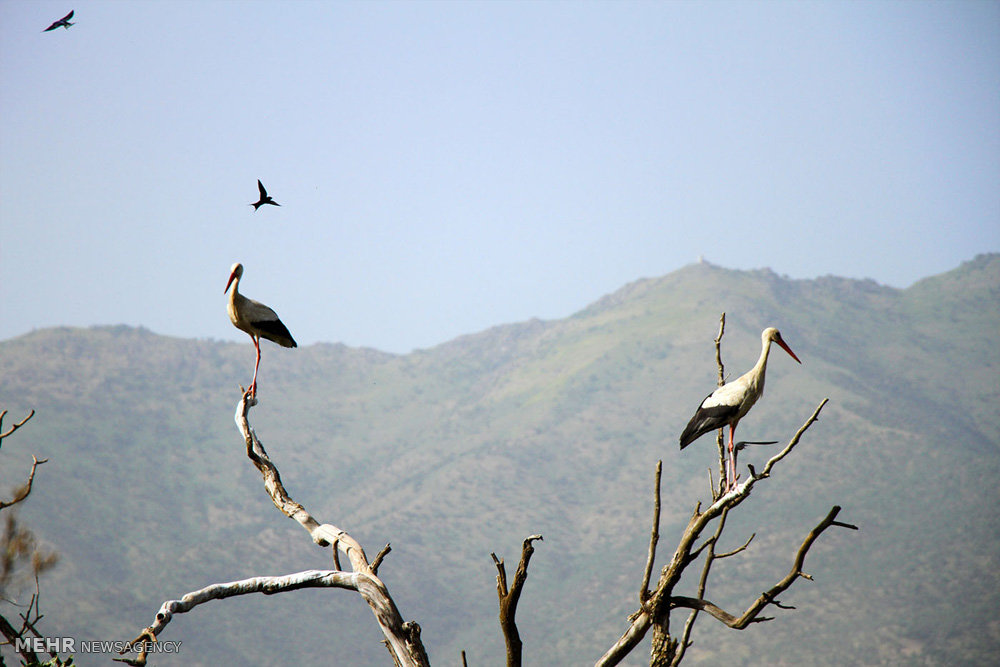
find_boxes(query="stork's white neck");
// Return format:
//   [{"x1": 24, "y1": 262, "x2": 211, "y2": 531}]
[
  {"x1": 744, "y1": 333, "x2": 774, "y2": 397},
  {"x1": 754, "y1": 334, "x2": 773, "y2": 374}
]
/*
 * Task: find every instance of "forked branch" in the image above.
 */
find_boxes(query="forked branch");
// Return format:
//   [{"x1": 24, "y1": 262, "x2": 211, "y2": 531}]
[
  {"x1": 124, "y1": 392, "x2": 429, "y2": 666},
  {"x1": 492, "y1": 534, "x2": 544, "y2": 667},
  {"x1": 596, "y1": 399, "x2": 834, "y2": 667},
  {"x1": 670, "y1": 505, "x2": 858, "y2": 628},
  {"x1": 0, "y1": 456, "x2": 48, "y2": 511},
  {"x1": 0, "y1": 409, "x2": 34, "y2": 448},
  {"x1": 233, "y1": 392, "x2": 428, "y2": 666}
]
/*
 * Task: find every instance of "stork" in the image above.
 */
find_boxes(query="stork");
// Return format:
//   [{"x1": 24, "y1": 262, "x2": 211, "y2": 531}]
[
  {"x1": 43, "y1": 10, "x2": 74, "y2": 31},
  {"x1": 250, "y1": 180, "x2": 280, "y2": 211},
  {"x1": 679, "y1": 327, "x2": 801, "y2": 492},
  {"x1": 225, "y1": 263, "x2": 296, "y2": 396}
]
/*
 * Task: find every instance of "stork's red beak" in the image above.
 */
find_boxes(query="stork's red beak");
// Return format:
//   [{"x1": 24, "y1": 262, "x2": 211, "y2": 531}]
[
  {"x1": 776, "y1": 337, "x2": 802, "y2": 364},
  {"x1": 225, "y1": 271, "x2": 237, "y2": 294}
]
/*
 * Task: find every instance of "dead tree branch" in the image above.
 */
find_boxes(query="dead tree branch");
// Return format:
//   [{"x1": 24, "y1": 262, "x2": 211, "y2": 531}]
[
  {"x1": 0, "y1": 456, "x2": 49, "y2": 511},
  {"x1": 371, "y1": 543, "x2": 392, "y2": 576},
  {"x1": 0, "y1": 408, "x2": 67, "y2": 666},
  {"x1": 713, "y1": 314, "x2": 727, "y2": 387},
  {"x1": 639, "y1": 461, "x2": 662, "y2": 603},
  {"x1": 755, "y1": 399, "x2": 829, "y2": 479},
  {"x1": 123, "y1": 569, "x2": 359, "y2": 649},
  {"x1": 492, "y1": 534, "x2": 543, "y2": 667},
  {"x1": 671, "y1": 504, "x2": 738, "y2": 665},
  {"x1": 712, "y1": 314, "x2": 727, "y2": 499},
  {"x1": 0, "y1": 611, "x2": 40, "y2": 665},
  {"x1": 670, "y1": 505, "x2": 859, "y2": 628},
  {"x1": 0, "y1": 409, "x2": 34, "y2": 448},
  {"x1": 234, "y1": 392, "x2": 428, "y2": 666},
  {"x1": 115, "y1": 627, "x2": 157, "y2": 666},
  {"x1": 596, "y1": 399, "x2": 837, "y2": 667},
  {"x1": 124, "y1": 392, "x2": 429, "y2": 666},
  {"x1": 0, "y1": 413, "x2": 58, "y2": 596}
]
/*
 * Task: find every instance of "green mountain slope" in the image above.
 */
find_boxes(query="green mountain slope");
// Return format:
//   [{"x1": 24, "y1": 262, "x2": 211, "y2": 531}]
[{"x1": 0, "y1": 254, "x2": 997, "y2": 666}]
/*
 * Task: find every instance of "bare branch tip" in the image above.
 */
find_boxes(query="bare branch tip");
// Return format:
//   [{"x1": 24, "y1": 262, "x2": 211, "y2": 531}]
[
  {"x1": 371, "y1": 543, "x2": 392, "y2": 574},
  {"x1": 833, "y1": 520, "x2": 860, "y2": 531}
]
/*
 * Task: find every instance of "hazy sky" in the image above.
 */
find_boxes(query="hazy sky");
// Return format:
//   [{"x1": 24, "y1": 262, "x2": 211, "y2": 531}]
[{"x1": 2, "y1": 1, "x2": 998, "y2": 353}]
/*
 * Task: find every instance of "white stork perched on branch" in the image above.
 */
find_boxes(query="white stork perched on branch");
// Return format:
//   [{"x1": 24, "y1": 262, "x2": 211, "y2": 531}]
[
  {"x1": 225, "y1": 262, "x2": 297, "y2": 397},
  {"x1": 679, "y1": 327, "x2": 801, "y2": 491}
]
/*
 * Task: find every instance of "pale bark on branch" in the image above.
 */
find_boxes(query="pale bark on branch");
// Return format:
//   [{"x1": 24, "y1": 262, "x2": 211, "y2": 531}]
[
  {"x1": 237, "y1": 393, "x2": 428, "y2": 666},
  {"x1": 124, "y1": 392, "x2": 429, "y2": 666},
  {"x1": 125, "y1": 569, "x2": 359, "y2": 643}
]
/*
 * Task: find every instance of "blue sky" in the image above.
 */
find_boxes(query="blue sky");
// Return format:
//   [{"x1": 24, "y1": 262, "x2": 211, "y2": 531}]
[{"x1": 2, "y1": 1, "x2": 997, "y2": 353}]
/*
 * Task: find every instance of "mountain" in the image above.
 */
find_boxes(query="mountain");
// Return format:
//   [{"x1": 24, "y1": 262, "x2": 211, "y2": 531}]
[{"x1": 0, "y1": 254, "x2": 997, "y2": 666}]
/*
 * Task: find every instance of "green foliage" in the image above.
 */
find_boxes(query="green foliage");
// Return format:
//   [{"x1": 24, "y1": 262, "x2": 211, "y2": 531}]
[{"x1": 0, "y1": 255, "x2": 997, "y2": 665}]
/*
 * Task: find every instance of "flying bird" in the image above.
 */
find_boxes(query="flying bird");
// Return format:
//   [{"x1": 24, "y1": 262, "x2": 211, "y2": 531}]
[
  {"x1": 679, "y1": 327, "x2": 801, "y2": 492},
  {"x1": 250, "y1": 180, "x2": 280, "y2": 210},
  {"x1": 43, "y1": 10, "x2": 74, "y2": 31},
  {"x1": 225, "y1": 263, "x2": 297, "y2": 397}
]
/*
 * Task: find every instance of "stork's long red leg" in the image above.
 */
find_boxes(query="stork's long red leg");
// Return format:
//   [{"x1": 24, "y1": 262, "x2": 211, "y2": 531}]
[{"x1": 250, "y1": 336, "x2": 262, "y2": 396}]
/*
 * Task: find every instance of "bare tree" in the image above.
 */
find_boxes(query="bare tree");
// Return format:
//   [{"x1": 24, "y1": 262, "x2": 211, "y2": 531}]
[
  {"x1": 122, "y1": 392, "x2": 429, "y2": 666},
  {"x1": 597, "y1": 316, "x2": 857, "y2": 665},
  {"x1": 0, "y1": 409, "x2": 65, "y2": 667}
]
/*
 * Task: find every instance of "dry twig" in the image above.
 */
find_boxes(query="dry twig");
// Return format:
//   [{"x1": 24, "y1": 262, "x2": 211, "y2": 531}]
[
  {"x1": 0, "y1": 409, "x2": 34, "y2": 448},
  {"x1": 492, "y1": 534, "x2": 543, "y2": 667},
  {"x1": 0, "y1": 456, "x2": 49, "y2": 511},
  {"x1": 713, "y1": 315, "x2": 727, "y2": 499},
  {"x1": 639, "y1": 461, "x2": 662, "y2": 603}
]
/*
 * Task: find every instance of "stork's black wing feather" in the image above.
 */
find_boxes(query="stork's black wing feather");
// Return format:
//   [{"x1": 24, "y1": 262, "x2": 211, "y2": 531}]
[
  {"x1": 251, "y1": 318, "x2": 297, "y2": 348},
  {"x1": 678, "y1": 398, "x2": 739, "y2": 450}
]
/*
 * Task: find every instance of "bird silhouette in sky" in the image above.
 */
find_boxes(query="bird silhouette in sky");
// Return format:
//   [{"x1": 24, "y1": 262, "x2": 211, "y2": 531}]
[
  {"x1": 250, "y1": 180, "x2": 280, "y2": 211},
  {"x1": 44, "y1": 10, "x2": 74, "y2": 32}
]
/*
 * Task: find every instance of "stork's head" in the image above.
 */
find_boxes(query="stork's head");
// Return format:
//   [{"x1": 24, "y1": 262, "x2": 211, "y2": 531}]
[
  {"x1": 225, "y1": 262, "x2": 244, "y2": 294},
  {"x1": 763, "y1": 327, "x2": 801, "y2": 364}
]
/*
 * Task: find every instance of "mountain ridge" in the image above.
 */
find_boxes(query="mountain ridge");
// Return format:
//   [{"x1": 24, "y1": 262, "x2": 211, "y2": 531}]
[{"x1": 0, "y1": 254, "x2": 997, "y2": 665}]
